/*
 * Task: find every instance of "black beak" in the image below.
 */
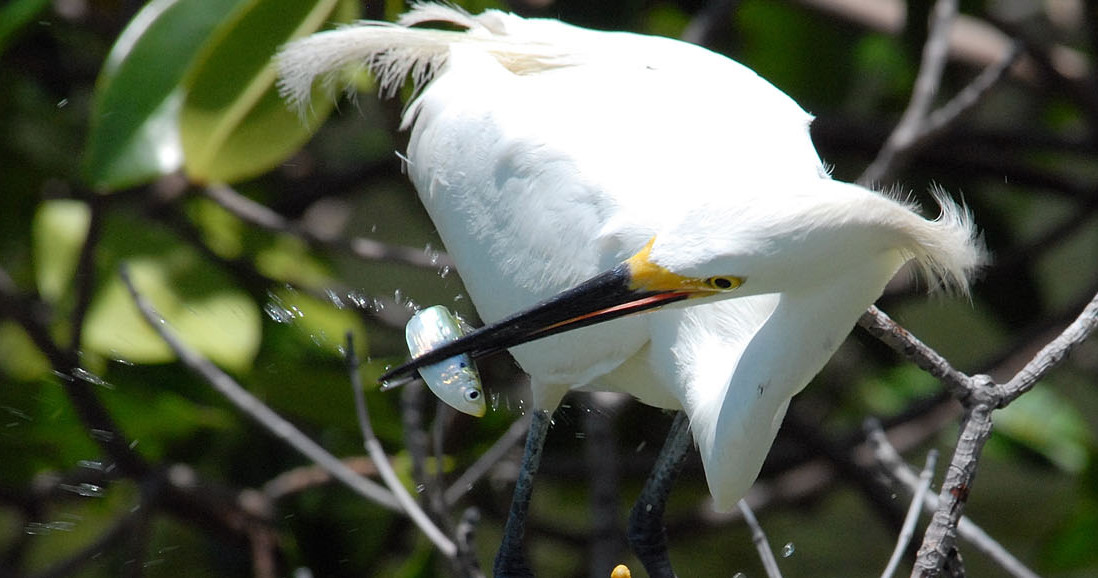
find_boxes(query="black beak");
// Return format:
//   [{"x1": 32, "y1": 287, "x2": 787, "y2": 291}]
[{"x1": 377, "y1": 263, "x2": 692, "y2": 384}]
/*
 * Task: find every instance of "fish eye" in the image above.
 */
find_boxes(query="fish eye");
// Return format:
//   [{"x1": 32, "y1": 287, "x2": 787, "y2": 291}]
[
  {"x1": 465, "y1": 389, "x2": 481, "y2": 401},
  {"x1": 706, "y1": 276, "x2": 738, "y2": 290}
]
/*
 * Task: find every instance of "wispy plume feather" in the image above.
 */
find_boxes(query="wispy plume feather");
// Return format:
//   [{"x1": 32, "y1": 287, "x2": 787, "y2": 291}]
[{"x1": 276, "y1": 2, "x2": 571, "y2": 115}]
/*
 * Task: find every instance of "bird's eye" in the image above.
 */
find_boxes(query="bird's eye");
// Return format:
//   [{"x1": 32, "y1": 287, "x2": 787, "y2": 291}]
[{"x1": 706, "y1": 277, "x2": 738, "y2": 290}]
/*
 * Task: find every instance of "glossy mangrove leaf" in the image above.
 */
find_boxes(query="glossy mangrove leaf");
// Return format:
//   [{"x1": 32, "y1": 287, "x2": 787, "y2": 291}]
[
  {"x1": 83, "y1": 257, "x2": 261, "y2": 373},
  {"x1": 32, "y1": 199, "x2": 91, "y2": 304},
  {"x1": 180, "y1": 0, "x2": 357, "y2": 184},
  {"x1": 83, "y1": 0, "x2": 243, "y2": 191}
]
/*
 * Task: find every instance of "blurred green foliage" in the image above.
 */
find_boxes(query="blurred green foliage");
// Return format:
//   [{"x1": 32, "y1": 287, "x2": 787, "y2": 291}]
[{"x1": 1, "y1": 0, "x2": 1097, "y2": 576}]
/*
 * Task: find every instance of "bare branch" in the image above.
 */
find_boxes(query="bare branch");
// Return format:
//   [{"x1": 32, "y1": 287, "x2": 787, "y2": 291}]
[
  {"x1": 68, "y1": 195, "x2": 104, "y2": 353},
  {"x1": 455, "y1": 507, "x2": 487, "y2": 578},
  {"x1": 445, "y1": 412, "x2": 532, "y2": 506},
  {"x1": 857, "y1": 306, "x2": 972, "y2": 398},
  {"x1": 1002, "y1": 289, "x2": 1098, "y2": 404},
  {"x1": 921, "y1": 42, "x2": 1022, "y2": 142},
  {"x1": 345, "y1": 331, "x2": 459, "y2": 558},
  {"x1": 913, "y1": 397, "x2": 990, "y2": 577},
  {"x1": 882, "y1": 449, "x2": 937, "y2": 578},
  {"x1": 860, "y1": 0, "x2": 958, "y2": 186},
  {"x1": 866, "y1": 422, "x2": 1039, "y2": 578},
  {"x1": 737, "y1": 499, "x2": 783, "y2": 578},
  {"x1": 120, "y1": 265, "x2": 401, "y2": 511},
  {"x1": 0, "y1": 265, "x2": 150, "y2": 478},
  {"x1": 203, "y1": 184, "x2": 454, "y2": 270},
  {"x1": 262, "y1": 457, "x2": 379, "y2": 501}
]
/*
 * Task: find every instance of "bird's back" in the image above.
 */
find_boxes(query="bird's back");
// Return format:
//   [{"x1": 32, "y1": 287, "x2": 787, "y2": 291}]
[{"x1": 287, "y1": 5, "x2": 826, "y2": 392}]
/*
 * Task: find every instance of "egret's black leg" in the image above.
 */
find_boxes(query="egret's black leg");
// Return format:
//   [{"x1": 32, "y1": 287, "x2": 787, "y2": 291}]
[
  {"x1": 494, "y1": 409, "x2": 552, "y2": 577},
  {"x1": 627, "y1": 411, "x2": 691, "y2": 578}
]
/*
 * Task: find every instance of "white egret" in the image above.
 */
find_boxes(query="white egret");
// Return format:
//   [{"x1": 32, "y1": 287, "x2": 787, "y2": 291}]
[{"x1": 278, "y1": 4, "x2": 983, "y2": 575}]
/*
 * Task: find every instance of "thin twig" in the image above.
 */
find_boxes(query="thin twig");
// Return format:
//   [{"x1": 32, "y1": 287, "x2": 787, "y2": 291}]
[
  {"x1": 120, "y1": 265, "x2": 401, "y2": 511},
  {"x1": 203, "y1": 184, "x2": 454, "y2": 269},
  {"x1": 444, "y1": 412, "x2": 532, "y2": 506},
  {"x1": 345, "y1": 331, "x2": 458, "y2": 558},
  {"x1": 860, "y1": 0, "x2": 958, "y2": 186},
  {"x1": 1002, "y1": 289, "x2": 1098, "y2": 403},
  {"x1": 737, "y1": 499, "x2": 783, "y2": 578},
  {"x1": 921, "y1": 42, "x2": 1022, "y2": 142},
  {"x1": 866, "y1": 422, "x2": 1039, "y2": 578},
  {"x1": 857, "y1": 306, "x2": 971, "y2": 398},
  {"x1": 454, "y1": 507, "x2": 486, "y2": 578},
  {"x1": 0, "y1": 265, "x2": 150, "y2": 478},
  {"x1": 882, "y1": 450, "x2": 938, "y2": 578},
  {"x1": 262, "y1": 457, "x2": 379, "y2": 501},
  {"x1": 68, "y1": 195, "x2": 104, "y2": 353}
]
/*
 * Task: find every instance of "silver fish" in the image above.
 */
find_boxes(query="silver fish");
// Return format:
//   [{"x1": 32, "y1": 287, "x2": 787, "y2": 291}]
[{"x1": 404, "y1": 305, "x2": 486, "y2": 417}]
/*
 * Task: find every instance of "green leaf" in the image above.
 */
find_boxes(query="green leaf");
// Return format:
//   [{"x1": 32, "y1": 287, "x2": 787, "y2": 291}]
[
  {"x1": 83, "y1": 257, "x2": 261, "y2": 373},
  {"x1": 0, "y1": 322, "x2": 50, "y2": 381},
  {"x1": 82, "y1": 0, "x2": 244, "y2": 191},
  {"x1": 33, "y1": 199, "x2": 91, "y2": 304},
  {"x1": 995, "y1": 384, "x2": 1093, "y2": 473},
  {"x1": 180, "y1": 0, "x2": 358, "y2": 184}
]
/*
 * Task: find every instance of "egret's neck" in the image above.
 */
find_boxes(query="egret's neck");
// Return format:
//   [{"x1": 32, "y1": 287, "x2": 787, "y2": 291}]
[{"x1": 678, "y1": 250, "x2": 902, "y2": 510}]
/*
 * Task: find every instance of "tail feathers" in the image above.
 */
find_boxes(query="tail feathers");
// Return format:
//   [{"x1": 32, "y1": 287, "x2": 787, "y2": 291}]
[
  {"x1": 904, "y1": 187, "x2": 986, "y2": 296},
  {"x1": 276, "y1": 2, "x2": 569, "y2": 114}
]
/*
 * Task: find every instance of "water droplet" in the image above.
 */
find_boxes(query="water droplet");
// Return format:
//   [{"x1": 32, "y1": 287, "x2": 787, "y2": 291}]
[
  {"x1": 733, "y1": 573, "x2": 747, "y2": 578},
  {"x1": 264, "y1": 300, "x2": 295, "y2": 324},
  {"x1": 25, "y1": 520, "x2": 77, "y2": 535},
  {"x1": 645, "y1": 503, "x2": 653, "y2": 513},
  {"x1": 453, "y1": 294, "x2": 464, "y2": 302},
  {"x1": 439, "y1": 266, "x2": 451, "y2": 278},
  {"x1": 73, "y1": 368, "x2": 113, "y2": 389},
  {"x1": 108, "y1": 351, "x2": 135, "y2": 366},
  {"x1": 489, "y1": 392, "x2": 501, "y2": 411},
  {"x1": 781, "y1": 542, "x2": 795, "y2": 558},
  {"x1": 574, "y1": 432, "x2": 586, "y2": 439},
  {"x1": 60, "y1": 483, "x2": 104, "y2": 497},
  {"x1": 77, "y1": 460, "x2": 104, "y2": 471},
  {"x1": 24, "y1": 522, "x2": 50, "y2": 535},
  {"x1": 3, "y1": 406, "x2": 31, "y2": 421},
  {"x1": 89, "y1": 429, "x2": 114, "y2": 442},
  {"x1": 325, "y1": 289, "x2": 346, "y2": 309},
  {"x1": 635, "y1": 441, "x2": 647, "y2": 453},
  {"x1": 56, "y1": 98, "x2": 68, "y2": 108},
  {"x1": 415, "y1": 484, "x2": 426, "y2": 494}
]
